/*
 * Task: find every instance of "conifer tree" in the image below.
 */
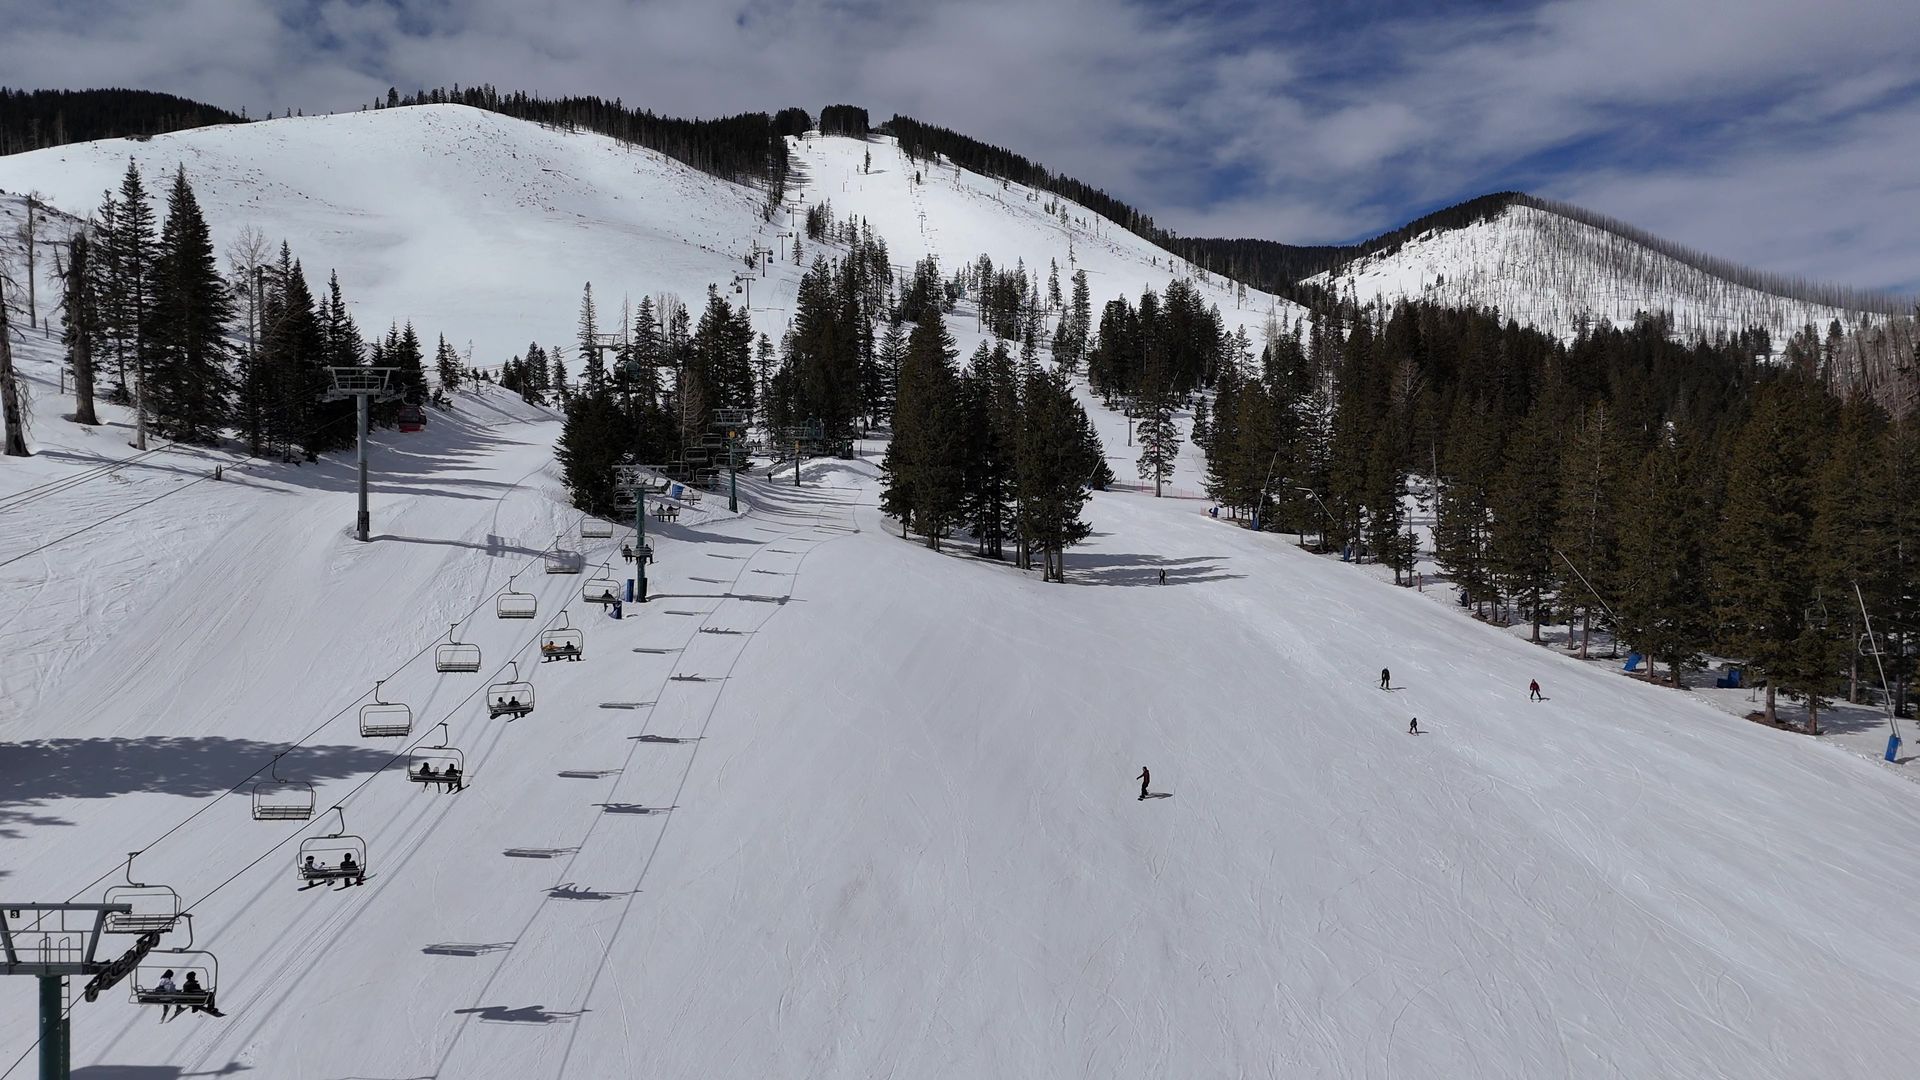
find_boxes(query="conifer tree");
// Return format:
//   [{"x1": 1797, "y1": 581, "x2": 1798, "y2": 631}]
[
  {"x1": 141, "y1": 166, "x2": 233, "y2": 444},
  {"x1": 63, "y1": 230, "x2": 101, "y2": 426},
  {"x1": 1809, "y1": 395, "x2": 1886, "y2": 703},
  {"x1": 1712, "y1": 374, "x2": 1826, "y2": 724},
  {"x1": 555, "y1": 388, "x2": 627, "y2": 515},
  {"x1": 881, "y1": 307, "x2": 962, "y2": 547},
  {"x1": 1551, "y1": 401, "x2": 1625, "y2": 657},
  {"x1": 1617, "y1": 429, "x2": 1711, "y2": 687},
  {"x1": 435, "y1": 334, "x2": 462, "y2": 398},
  {"x1": 1488, "y1": 404, "x2": 1561, "y2": 637},
  {"x1": 578, "y1": 282, "x2": 605, "y2": 391}
]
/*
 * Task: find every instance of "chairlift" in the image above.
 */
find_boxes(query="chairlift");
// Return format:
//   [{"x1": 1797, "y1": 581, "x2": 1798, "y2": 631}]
[
  {"x1": 101, "y1": 853, "x2": 182, "y2": 935},
  {"x1": 546, "y1": 536, "x2": 583, "y2": 574},
  {"x1": 582, "y1": 518, "x2": 614, "y2": 540},
  {"x1": 435, "y1": 625, "x2": 482, "y2": 673},
  {"x1": 251, "y1": 752, "x2": 316, "y2": 821},
  {"x1": 406, "y1": 723, "x2": 467, "y2": 792},
  {"x1": 129, "y1": 917, "x2": 219, "y2": 1013},
  {"x1": 297, "y1": 807, "x2": 369, "y2": 886},
  {"x1": 497, "y1": 576, "x2": 537, "y2": 620},
  {"x1": 359, "y1": 680, "x2": 414, "y2": 738},
  {"x1": 487, "y1": 661, "x2": 535, "y2": 720},
  {"x1": 540, "y1": 612, "x2": 584, "y2": 663},
  {"x1": 584, "y1": 564, "x2": 621, "y2": 605}
]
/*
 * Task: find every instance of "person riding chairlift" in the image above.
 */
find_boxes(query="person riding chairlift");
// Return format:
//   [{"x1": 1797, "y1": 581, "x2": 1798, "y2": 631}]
[
  {"x1": 443, "y1": 764, "x2": 462, "y2": 792},
  {"x1": 338, "y1": 851, "x2": 364, "y2": 887}
]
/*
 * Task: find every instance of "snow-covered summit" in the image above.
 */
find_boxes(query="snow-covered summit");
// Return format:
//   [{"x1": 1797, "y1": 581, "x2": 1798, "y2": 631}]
[{"x1": 1309, "y1": 201, "x2": 1906, "y2": 347}]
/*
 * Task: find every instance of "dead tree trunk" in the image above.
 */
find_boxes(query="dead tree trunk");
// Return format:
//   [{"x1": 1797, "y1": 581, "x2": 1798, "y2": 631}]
[{"x1": 0, "y1": 270, "x2": 29, "y2": 456}]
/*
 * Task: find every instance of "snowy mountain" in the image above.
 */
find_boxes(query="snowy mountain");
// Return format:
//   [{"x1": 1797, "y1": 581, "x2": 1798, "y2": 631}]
[
  {"x1": 1309, "y1": 198, "x2": 1916, "y2": 353},
  {"x1": 0, "y1": 104, "x2": 1303, "y2": 371},
  {"x1": 6, "y1": 101, "x2": 1920, "y2": 1080}
]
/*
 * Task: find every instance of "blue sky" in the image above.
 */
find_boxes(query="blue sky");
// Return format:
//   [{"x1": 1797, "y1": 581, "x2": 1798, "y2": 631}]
[{"x1": 4, "y1": 0, "x2": 1916, "y2": 294}]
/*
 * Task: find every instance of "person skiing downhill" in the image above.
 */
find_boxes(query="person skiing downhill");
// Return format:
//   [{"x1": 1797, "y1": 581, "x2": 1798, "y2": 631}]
[
  {"x1": 1158, "y1": 568, "x2": 1167, "y2": 585},
  {"x1": 1137, "y1": 766, "x2": 1150, "y2": 801},
  {"x1": 1380, "y1": 668, "x2": 1391, "y2": 690},
  {"x1": 1529, "y1": 679, "x2": 1542, "y2": 701},
  {"x1": 1408, "y1": 717, "x2": 1420, "y2": 735}
]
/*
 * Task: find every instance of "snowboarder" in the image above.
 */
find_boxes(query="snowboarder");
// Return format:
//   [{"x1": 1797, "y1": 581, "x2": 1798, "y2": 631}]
[
  {"x1": 1379, "y1": 668, "x2": 1391, "y2": 690},
  {"x1": 339, "y1": 852, "x2": 364, "y2": 888},
  {"x1": 1137, "y1": 766, "x2": 1150, "y2": 801},
  {"x1": 1408, "y1": 717, "x2": 1420, "y2": 735},
  {"x1": 443, "y1": 764, "x2": 462, "y2": 792},
  {"x1": 611, "y1": 598, "x2": 623, "y2": 620},
  {"x1": 1529, "y1": 679, "x2": 1542, "y2": 701}
]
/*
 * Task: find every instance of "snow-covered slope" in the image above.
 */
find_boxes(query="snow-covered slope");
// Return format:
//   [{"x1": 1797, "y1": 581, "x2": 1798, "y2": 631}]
[
  {"x1": 791, "y1": 131, "x2": 1307, "y2": 338},
  {"x1": 0, "y1": 108, "x2": 1304, "y2": 375},
  {"x1": 1310, "y1": 202, "x2": 1902, "y2": 346},
  {"x1": 5, "y1": 331, "x2": 1920, "y2": 1078},
  {"x1": 0, "y1": 105, "x2": 790, "y2": 363}
]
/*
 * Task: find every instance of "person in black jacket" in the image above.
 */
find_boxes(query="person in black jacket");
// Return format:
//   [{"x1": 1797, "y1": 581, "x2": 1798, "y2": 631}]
[{"x1": 1137, "y1": 766, "x2": 1150, "y2": 801}]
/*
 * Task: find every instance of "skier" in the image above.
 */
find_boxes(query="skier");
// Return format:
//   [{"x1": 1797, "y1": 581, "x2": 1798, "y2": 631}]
[
  {"x1": 1379, "y1": 668, "x2": 1391, "y2": 690},
  {"x1": 1529, "y1": 679, "x2": 1542, "y2": 701},
  {"x1": 1408, "y1": 717, "x2": 1420, "y2": 735},
  {"x1": 179, "y1": 971, "x2": 225, "y2": 1017},
  {"x1": 443, "y1": 763, "x2": 462, "y2": 792},
  {"x1": 1137, "y1": 766, "x2": 1150, "y2": 801},
  {"x1": 1158, "y1": 568, "x2": 1166, "y2": 585},
  {"x1": 611, "y1": 598, "x2": 623, "y2": 620}
]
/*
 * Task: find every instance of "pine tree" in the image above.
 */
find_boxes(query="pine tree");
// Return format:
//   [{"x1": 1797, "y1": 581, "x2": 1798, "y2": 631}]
[
  {"x1": 1617, "y1": 428, "x2": 1712, "y2": 688},
  {"x1": 1488, "y1": 404, "x2": 1560, "y2": 637},
  {"x1": 881, "y1": 307, "x2": 962, "y2": 547},
  {"x1": 555, "y1": 388, "x2": 628, "y2": 515},
  {"x1": 98, "y1": 162, "x2": 156, "y2": 407},
  {"x1": 1016, "y1": 365, "x2": 1099, "y2": 580},
  {"x1": 873, "y1": 320, "x2": 905, "y2": 428},
  {"x1": 1551, "y1": 401, "x2": 1625, "y2": 657},
  {"x1": 1808, "y1": 395, "x2": 1885, "y2": 707},
  {"x1": 434, "y1": 334, "x2": 462, "y2": 398},
  {"x1": 578, "y1": 282, "x2": 605, "y2": 391},
  {"x1": 1712, "y1": 374, "x2": 1827, "y2": 725},
  {"x1": 627, "y1": 295, "x2": 661, "y2": 406},
  {"x1": 63, "y1": 230, "x2": 101, "y2": 426},
  {"x1": 141, "y1": 166, "x2": 234, "y2": 444}
]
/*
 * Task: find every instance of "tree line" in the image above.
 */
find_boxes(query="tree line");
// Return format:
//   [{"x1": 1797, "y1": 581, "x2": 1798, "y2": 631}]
[
  {"x1": 0, "y1": 87, "x2": 243, "y2": 156},
  {"x1": 1190, "y1": 293, "x2": 1920, "y2": 731}
]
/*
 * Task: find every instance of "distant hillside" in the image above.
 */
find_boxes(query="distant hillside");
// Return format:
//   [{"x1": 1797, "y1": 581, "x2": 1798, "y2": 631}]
[{"x1": 0, "y1": 87, "x2": 244, "y2": 154}]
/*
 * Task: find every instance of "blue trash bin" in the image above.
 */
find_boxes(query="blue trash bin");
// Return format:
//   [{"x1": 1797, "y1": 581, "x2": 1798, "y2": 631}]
[
  {"x1": 1887, "y1": 734, "x2": 1902, "y2": 762},
  {"x1": 625, "y1": 578, "x2": 635, "y2": 602}
]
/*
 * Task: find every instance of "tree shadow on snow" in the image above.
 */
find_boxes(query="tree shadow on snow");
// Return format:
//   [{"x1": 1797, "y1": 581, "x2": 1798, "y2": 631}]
[
  {"x1": 1064, "y1": 553, "x2": 1243, "y2": 587},
  {"x1": 0, "y1": 737, "x2": 400, "y2": 821}
]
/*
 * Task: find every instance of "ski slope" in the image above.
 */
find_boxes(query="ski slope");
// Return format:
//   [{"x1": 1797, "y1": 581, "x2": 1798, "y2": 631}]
[
  {"x1": 0, "y1": 107, "x2": 1304, "y2": 379},
  {"x1": 1309, "y1": 202, "x2": 1901, "y2": 347},
  {"x1": 792, "y1": 131, "x2": 1308, "y2": 339},
  {"x1": 5, "y1": 346, "x2": 1920, "y2": 1078}
]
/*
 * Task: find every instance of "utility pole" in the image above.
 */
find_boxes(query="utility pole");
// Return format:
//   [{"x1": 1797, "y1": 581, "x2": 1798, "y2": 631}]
[{"x1": 325, "y1": 368, "x2": 400, "y2": 541}]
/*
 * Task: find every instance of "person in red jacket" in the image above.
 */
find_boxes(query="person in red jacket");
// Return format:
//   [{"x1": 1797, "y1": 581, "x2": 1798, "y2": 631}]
[
  {"x1": 1137, "y1": 766, "x2": 1150, "y2": 801},
  {"x1": 1529, "y1": 679, "x2": 1543, "y2": 701}
]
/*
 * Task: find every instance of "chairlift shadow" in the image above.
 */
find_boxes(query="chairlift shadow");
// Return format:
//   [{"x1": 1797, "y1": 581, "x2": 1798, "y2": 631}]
[
  {"x1": 597, "y1": 803, "x2": 676, "y2": 815},
  {"x1": 546, "y1": 883, "x2": 634, "y2": 901},
  {"x1": 422, "y1": 942, "x2": 515, "y2": 957},
  {"x1": 557, "y1": 769, "x2": 621, "y2": 779},
  {"x1": 452, "y1": 1004, "x2": 588, "y2": 1024},
  {"x1": 503, "y1": 847, "x2": 578, "y2": 859},
  {"x1": 629, "y1": 734, "x2": 700, "y2": 744}
]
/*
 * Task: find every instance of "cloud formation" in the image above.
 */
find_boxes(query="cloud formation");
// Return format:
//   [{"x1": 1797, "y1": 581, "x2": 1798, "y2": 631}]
[{"x1": 2, "y1": 0, "x2": 1915, "y2": 292}]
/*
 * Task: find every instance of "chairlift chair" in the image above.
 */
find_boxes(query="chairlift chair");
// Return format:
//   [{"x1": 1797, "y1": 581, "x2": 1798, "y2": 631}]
[
  {"x1": 101, "y1": 853, "x2": 183, "y2": 935},
  {"x1": 251, "y1": 752, "x2": 316, "y2": 821},
  {"x1": 435, "y1": 626, "x2": 482, "y2": 673},
  {"x1": 359, "y1": 680, "x2": 414, "y2": 738},
  {"x1": 406, "y1": 723, "x2": 468, "y2": 792},
  {"x1": 583, "y1": 564, "x2": 622, "y2": 605},
  {"x1": 397, "y1": 404, "x2": 427, "y2": 432},
  {"x1": 297, "y1": 807, "x2": 369, "y2": 885},
  {"x1": 129, "y1": 918, "x2": 218, "y2": 1012},
  {"x1": 487, "y1": 662, "x2": 535, "y2": 720},
  {"x1": 546, "y1": 537, "x2": 583, "y2": 574},
  {"x1": 581, "y1": 518, "x2": 614, "y2": 539},
  {"x1": 497, "y1": 576, "x2": 537, "y2": 619},
  {"x1": 540, "y1": 613, "x2": 585, "y2": 663}
]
